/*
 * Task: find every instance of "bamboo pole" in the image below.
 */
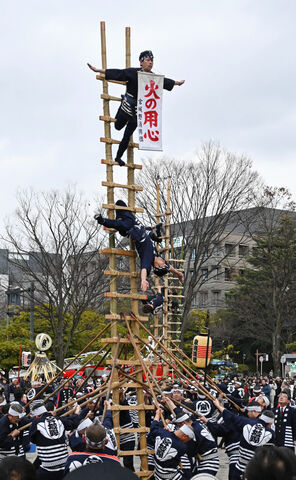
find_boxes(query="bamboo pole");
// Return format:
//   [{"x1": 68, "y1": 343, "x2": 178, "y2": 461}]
[
  {"x1": 117, "y1": 367, "x2": 202, "y2": 420},
  {"x1": 44, "y1": 349, "x2": 106, "y2": 403},
  {"x1": 75, "y1": 348, "x2": 111, "y2": 395},
  {"x1": 168, "y1": 339, "x2": 241, "y2": 410},
  {"x1": 101, "y1": 337, "x2": 121, "y2": 422},
  {"x1": 124, "y1": 315, "x2": 166, "y2": 426},
  {"x1": 135, "y1": 332, "x2": 216, "y2": 402}
]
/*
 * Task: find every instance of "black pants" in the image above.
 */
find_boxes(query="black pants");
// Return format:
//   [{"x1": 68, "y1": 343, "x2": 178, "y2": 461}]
[
  {"x1": 120, "y1": 440, "x2": 135, "y2": 472},
  {"x1": 114, "y1": 107, "x2": 137, "y2": 160},
  {"x1": 36, "y1": 467, "x2": 64, "y2": 480}
]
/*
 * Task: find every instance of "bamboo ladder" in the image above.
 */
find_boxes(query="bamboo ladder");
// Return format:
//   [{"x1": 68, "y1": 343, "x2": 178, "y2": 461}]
[
  {"x1": 96, "y1": 22, "x2": 156, "y2": 477},
  {"x1": 153, "y1": 182, "x2": 185, "y2": 373}
]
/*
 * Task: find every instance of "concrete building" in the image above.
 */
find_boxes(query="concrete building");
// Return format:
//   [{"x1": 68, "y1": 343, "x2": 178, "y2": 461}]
[{"x1": 169, "y1": 207, "x2": 292, "y2": 314}]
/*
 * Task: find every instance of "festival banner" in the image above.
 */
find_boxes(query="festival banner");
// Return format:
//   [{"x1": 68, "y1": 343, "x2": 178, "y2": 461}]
[{"x1": 137, "y1": 71, "x2": 164, "y2": 151}]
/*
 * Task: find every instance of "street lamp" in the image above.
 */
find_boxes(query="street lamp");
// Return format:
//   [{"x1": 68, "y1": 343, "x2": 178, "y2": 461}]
[{"x1": 6, "y1": 281, "x2": 35, "y2": 340}]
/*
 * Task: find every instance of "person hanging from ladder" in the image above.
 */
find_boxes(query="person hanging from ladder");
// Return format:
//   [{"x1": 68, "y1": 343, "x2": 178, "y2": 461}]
[
  {"x1": 141, "y1": 285, "x2": 164, "y2": 314},
  {"x1": 94, "y1": 200, "x2": 183, "y2": 291},
  {"x1": 87, "y1": 50, "x2": 185, "y2": 166}
]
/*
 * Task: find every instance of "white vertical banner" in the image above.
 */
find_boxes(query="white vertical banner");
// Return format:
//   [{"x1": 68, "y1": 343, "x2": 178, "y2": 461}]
[{"x1": 137, "y1": 71, "x2": 164, "y2": 151}]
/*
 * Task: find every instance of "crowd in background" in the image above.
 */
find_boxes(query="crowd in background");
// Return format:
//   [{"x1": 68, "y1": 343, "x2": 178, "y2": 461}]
[{"x1": 0, "y1": 371, "x2": 296, "y2": 480}]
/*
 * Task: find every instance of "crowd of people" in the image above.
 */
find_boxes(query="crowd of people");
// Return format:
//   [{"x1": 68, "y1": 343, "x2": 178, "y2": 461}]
[{"x1": 0, "y1": 372, "x2": 296, "y2": 479}]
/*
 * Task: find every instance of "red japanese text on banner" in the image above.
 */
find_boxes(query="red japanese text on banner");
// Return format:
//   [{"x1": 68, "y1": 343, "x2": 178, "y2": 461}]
[{"x1": 137, "y1": 71, "x2": 164, "y2": 151}]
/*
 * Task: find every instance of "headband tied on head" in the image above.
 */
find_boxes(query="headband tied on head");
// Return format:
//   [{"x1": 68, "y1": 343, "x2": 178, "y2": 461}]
[
  {"x1": 139, "y1": 50, "x2": 154, "y2": 63},
  {"x1": 260, "y1": 413, "x2": 275, "y2": 424},
  {"x1": 85, "y1": 432, "x2": 106, "y2": 449},
  {"x1": 179, "y1": 424, "x2": 195, "y2": 440},
  {"x1": 246, "y1": 405, "x2": 261, "y2": 412},
  {"x1": 173, "y1": 413, "x2": 190, "y2": 424},
  {"x1": 9, "y1": 404, "x2": 23, "y2": 417}
]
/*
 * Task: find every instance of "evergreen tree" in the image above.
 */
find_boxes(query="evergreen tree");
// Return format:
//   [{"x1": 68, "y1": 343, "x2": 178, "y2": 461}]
[{"x1": 225, "y1": 216, "x2": 296, "y2": 374}]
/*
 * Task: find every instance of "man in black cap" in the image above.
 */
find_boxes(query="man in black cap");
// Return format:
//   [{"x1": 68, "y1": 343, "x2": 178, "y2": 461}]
[
  {"x1": 95, "y1": 200, "x2": 183, "y2": 291},
  {"x1": 88, "y1": 51, "x2": 184, "y2": 166},
  {"x1": 273, "y1": 388, "x2": 296, "y2": 449}
]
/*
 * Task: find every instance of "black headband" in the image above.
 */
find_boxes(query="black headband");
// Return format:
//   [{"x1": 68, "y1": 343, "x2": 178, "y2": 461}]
[{"x1": 139, "y1": 51, "x2": 154, "y2": 62}]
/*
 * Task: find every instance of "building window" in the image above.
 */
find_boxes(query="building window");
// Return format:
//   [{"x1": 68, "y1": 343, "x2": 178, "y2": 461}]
[
  {"x1": 225, "y1": 243, "x2": 235, "y2": 257},
  {"x1": 8, "y1": 253, "x2": 30, "y2": 261},
  {"x1": 212, "y1": 290, "x2": 221, "y2": 306},
  {"x1": 213, "y1": 244, "x2": 220, "y2": 257},
  {"x1": 212, "y1": 266, "x2": 219, "y2": 280},
  {"x1": 225, "y1": 268, "x2": 232, "y2": 281},
  {"x1": 201, "y1": 268, "x2": 208, "y2": 281},
  {"x1": 191, "y1": 249, "x2": 196, "y2": 260},
  {"x1": 239, "y1": 245, "x2": 249, "y2": 257},
  {"x1": 200, "y1": 291, "x2": 208, "y2": 306},
  {"x1": 173, "y1": 236, "x2": 182, "y2": 248},
  {"x1": 192, "y1": 294, "x2": 198, "y2": 307}
]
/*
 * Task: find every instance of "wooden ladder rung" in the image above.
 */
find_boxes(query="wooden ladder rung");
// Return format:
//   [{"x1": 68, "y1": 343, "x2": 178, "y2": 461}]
[
  {"x1": 101, "y1": 93, "x2": 121, "y2": 102},
  {"x1": 169, "y1": 258, "x2": 186, "y2": 262},
  {"x1": 101, "y1": 159, "x2": 142, "y2": 170},
  {"x1": 101, "y1": 337, "x2": 142, "y2": 344},
  {"x1": 96, "y1": 74, "x2": 127, "y2": 85},
  {"x1": 117, "y1": 449, "x2": 152, "y2": 457},
  {"x1": 105, "y1": 292, "x2": 147, "y2": 300},
  {"x1": 100, "y1": 137, "x2": 139, "y2": 148},
  {"x1": 104, "y1": 270, "x2": 140, "y2": 278},
  {"x1": 111, "y1": 404, "x2": 155, "y2": 411},
  {"x1": 105, "y1": 314, "x2": 148, "y2": 321},
  {"x1": 99, "y1": 115, "x2": 116, "y2": 122},
  {"x1": 153, "y1": 212, "x2": 173, "y2": 217},
  {"x1": 113, "y1": 427, "x2": 150, "y2": 434},
  {"x1": 102, "y1": 203, "x2": 144, "y2": 213},
  {"x1": 135, "y1": 471, "x2": 155, "y2": 478},
  {"x1": 100, "y1": 248, "x2": 136, "y2": 257},
  {"x1": 115, "y1": 382, "x2": 143, "y2": 389},
  {"x1": 102, "y1": 181, "x2": 143, "y2": 191},
  {"x1": 168, "y1": 295, "x2": 185, "y2": 298}
]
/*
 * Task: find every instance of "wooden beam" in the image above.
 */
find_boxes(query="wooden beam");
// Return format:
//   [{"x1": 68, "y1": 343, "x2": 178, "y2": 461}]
[
  {"x1": 102, "y1": 181, "x2": 143, "y2": 191},
  {"x1": 100, "y1": 248, "x2": 136, "y2": 256},
  {"x1": 113, "y1": 427, "x2": 150, "y2": 434},
  {"x1": 104, "y1": 270, "x2": 140, "y2": 278},
  {"x1": 101, "y1": 93, "x2": 121, "y2": 102},
  {"x1": 101, "y1": 337, "x2": 142, "y2": 344},
  {"x1": 99, "y1": 115, "x2": 116, "y2": 122},
  {"x1": 100, "y1": 137, "x2": 139, "y2": 148},
  {"x1": 105, "y1": 292, "x2": 147, "y2": 300},
  {"x1": 111, "y1": 404, "x2": 155, "y2": 410},
  {"x1": 105, "y1": 313, "x2": 148, "y2": 321},
  {"x1": 101, "y1": 159, "x2": 142, "y2": 170},
  {"x1": 102, "y1": 203, "x2": 144, "y2": 213}
]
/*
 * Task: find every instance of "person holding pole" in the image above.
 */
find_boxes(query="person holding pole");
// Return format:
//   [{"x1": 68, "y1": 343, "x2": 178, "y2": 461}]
[{"x1": 87, "y1": 50, "x2": 184, "y2": 166}]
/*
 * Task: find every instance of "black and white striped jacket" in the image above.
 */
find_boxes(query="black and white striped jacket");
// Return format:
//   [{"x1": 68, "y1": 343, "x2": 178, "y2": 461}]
[
  {"x1": 29, "y1": 412, "x2": 80, "y2": 471},
  {"x1": 0, "y1": 415, "x2": 30, "y2": 459}
]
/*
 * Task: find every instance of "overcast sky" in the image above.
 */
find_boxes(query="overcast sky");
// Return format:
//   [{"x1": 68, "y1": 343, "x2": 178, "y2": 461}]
[{"x1": 1, "y1": 0, "x2": 295, "y2": 229}]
